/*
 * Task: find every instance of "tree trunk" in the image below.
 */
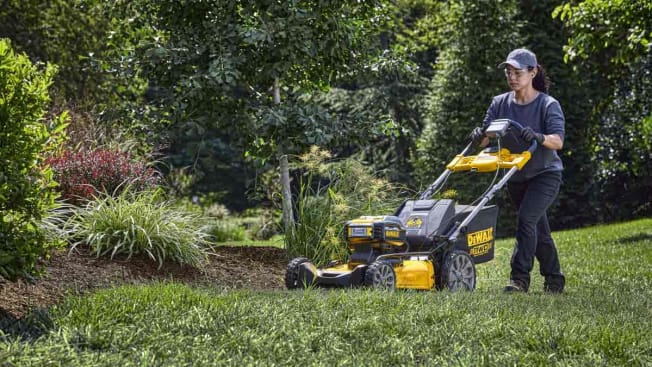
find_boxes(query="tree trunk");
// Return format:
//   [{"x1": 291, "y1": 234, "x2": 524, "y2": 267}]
[
  {"x1": 275, "y1": 78, "x2": 294, "y2": 234},
  {"x1": 279, "y1": 154, "x2": 293, "y2": 234},
  {"x1": 273, "y1": 78, "x2": 281, "y2": 105}
]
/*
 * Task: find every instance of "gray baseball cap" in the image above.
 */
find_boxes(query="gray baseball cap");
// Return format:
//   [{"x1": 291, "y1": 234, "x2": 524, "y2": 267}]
[{"x1": 498, "y1": 48, "x2": 537, "y2": 69}]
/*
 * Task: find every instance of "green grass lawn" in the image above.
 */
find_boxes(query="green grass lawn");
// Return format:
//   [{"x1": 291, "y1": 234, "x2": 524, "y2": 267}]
[{"x1": 1, "y1": 219, "x2": 650, "y2": 366}]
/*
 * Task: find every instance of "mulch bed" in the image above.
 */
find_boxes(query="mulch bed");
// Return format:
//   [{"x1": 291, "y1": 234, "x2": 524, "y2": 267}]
[{"x1": 0, "y1": 246, "x2": 289, "y2": 319}]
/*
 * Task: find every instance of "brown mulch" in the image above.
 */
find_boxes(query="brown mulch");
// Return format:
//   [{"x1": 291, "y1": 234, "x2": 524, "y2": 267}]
[{"x1": 0, "y1": 246, "x2": 289, "y2": 319}]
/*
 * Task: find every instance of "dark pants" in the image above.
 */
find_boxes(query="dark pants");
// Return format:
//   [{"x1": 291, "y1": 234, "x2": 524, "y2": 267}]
[{"x1": 507, "y1": 171, "x2": 564, "y2": 291}]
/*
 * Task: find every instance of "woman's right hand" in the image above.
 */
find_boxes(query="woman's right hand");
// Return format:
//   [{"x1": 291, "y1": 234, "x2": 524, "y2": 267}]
[{"x1": 469, "y1": 127, "x2": 485, "y2": 145}]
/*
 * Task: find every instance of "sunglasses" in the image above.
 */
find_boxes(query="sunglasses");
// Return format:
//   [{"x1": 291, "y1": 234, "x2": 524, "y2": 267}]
[{"x1": 504, "y1": 68, "x2": 532, "y2": 79}]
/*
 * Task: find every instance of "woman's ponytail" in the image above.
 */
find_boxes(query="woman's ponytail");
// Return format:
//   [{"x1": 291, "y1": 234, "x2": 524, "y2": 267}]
[{"x1": 532, "y1": 64, "x2": 550, "y2": 93}]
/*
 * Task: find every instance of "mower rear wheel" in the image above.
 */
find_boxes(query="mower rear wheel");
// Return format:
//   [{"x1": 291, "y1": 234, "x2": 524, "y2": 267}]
[
  {"x1": 440, "y1": 250, "x2": 476, "y2": 291},
  {"x1": 285, "y1": 257, "x2": 310, "y2": 289},
  {"x1": 364, "y1": 261, "x2": 396, "y2": 290}
]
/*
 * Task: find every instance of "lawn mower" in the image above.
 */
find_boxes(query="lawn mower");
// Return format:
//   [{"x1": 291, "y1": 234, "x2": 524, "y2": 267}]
[{"x1": 285, "y1": 119, "x2": 537, "y2": 291}]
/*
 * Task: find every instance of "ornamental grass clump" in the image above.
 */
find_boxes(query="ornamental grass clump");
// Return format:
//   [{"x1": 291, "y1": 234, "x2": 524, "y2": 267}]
[
  {"x1": 64, "y1": 188, "x2": 210, "y2": 268},
  {"x1": 285, "y1": 147, "x2": 408, "y2": 265}
]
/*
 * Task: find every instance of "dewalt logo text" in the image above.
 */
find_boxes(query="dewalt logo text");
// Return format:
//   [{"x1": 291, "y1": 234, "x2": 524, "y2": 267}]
[
  {"x1": 468, "y1": 228, "x2": 493, "y2": 257},
  {"x1": 467, "y1": 228, "x2": 493, "y2": 246},
  {"x1": 406, "y1": 217, "x2": 423, "y2": 229}
]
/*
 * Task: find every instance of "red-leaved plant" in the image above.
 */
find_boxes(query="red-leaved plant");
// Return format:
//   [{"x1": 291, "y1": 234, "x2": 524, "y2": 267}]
[{"x1": 45, "y1": 149, "x2": 160, "y2": 205}]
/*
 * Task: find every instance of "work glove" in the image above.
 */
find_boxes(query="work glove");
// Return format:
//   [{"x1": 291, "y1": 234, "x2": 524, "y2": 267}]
[
  {"x1": 521, "y1": 127, "x2": 545, "y2": 145},
  {"x1": 469, "y1": 127, "x2": 485, "y2": 145}
]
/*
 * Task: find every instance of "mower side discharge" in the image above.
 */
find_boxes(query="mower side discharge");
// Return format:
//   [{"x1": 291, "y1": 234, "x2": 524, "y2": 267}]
[{"x1": 285, "y1": 119, "x2": 537, "y2": 292}]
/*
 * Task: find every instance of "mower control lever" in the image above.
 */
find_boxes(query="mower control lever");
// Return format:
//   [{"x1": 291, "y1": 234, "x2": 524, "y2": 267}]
[{"x1": 485, "y1": 119, "x2": 538, "y2": 153}]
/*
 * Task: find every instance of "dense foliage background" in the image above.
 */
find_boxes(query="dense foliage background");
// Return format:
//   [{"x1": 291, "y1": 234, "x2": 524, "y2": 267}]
[{"x1": 1, "y1": 0, "x2": 649, "y2": 237}]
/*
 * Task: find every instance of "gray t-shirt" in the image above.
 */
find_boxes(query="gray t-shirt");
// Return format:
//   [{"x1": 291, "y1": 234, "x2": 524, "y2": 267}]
[{"x1": 482, "y1": 91, "x2": 565, "y2": 182}]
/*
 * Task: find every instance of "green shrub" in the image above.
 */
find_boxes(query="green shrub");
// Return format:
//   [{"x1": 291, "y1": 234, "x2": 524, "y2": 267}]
[
  {"x1": 0, "y1": 38, "x2": 66, "y2": 281},
  {"x1": 203, "y1": 221, "x2": 246, "y2": 243},
  {"x1": 238, "y1": 208, "x2": 280, "y2": 241},
  {"x1": 63, "y1": 188, "x2": 210, "y2": 268},
  {"x1": 173, "y1": 195, "x2": 278, "y2": 243}
]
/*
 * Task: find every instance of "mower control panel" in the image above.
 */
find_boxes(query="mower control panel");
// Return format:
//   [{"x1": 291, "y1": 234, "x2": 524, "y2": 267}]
[{"x1": 484, "y1": 118, "x2": 511, "y2": 137}]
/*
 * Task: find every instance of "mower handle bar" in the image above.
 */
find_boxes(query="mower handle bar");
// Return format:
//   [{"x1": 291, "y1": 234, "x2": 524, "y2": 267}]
[
  {"x1": 416, "y1": 119, "x2": 536, "y2": 201},
  {"x1": 446, "y1": 119, "x2": 540, "y2": 243}
]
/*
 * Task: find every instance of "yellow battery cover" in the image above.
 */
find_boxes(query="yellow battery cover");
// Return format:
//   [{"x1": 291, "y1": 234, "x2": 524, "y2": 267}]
[{"x1": 395, "y1": 260, "x2": 435, "y2": 290}]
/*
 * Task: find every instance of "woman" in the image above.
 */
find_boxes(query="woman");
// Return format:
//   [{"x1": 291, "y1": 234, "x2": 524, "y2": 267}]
[{"x1": 470, "y1": 48, "x2": 566, "y2": 293}]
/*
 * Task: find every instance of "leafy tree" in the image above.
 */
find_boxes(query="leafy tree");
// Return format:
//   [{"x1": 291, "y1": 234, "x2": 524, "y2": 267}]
[
  {"x1": 554, "y1": 0, "x2": 652, "y2": 220},
  {"x1": 0, "y1": 1, "x2": 129, "y2": 103},
  {"x1": 137, "y1": 1, "x2": 389, "y2": 148},
  {"x1": 554, "y1": 0, "x2": 651, "y2": 74},
  {"x1": 135, "y1": 1, "x2": 400, "y2": 221},
  {"x1": 315, "y1": 50, "x2": 426, "y2": 185},
  {"x1": 321, "y1": 0, "x2": 439, "y2": 186},
  {"x1": 0, "y1": 39, "x2": 66, "y2": 281},
  {"x1": 0, "y1": 0, "x2": 161, "y2": 157},
  {"x1": 595, "y1": 61, "x2": 652, "y2": 219}
]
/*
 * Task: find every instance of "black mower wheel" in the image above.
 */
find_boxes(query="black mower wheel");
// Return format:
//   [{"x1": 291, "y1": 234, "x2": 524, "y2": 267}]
[
  {"x1": 439, "y1": 250, "x2": 476, "y2": 291},
  {"x1": 364, "y1": 261, "x2": 396, "y2": 290},
  {"x1": 285, "y1": 257, "x2": 310, "y2": 289}
]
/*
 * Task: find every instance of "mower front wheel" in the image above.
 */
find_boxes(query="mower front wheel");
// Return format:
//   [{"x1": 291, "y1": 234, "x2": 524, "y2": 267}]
[
  {"x1": 364, "y1": 261, "x2": 396, "y2": 290},
  {"x1": 439, "y1": 250, "x2": 476, "y2": 291},
  {"x1": 285, "y1": 257, "x2": 310, "y2": 289}
]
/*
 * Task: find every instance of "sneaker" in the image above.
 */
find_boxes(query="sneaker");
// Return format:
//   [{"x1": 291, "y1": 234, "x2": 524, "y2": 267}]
[
  {"x1": 504, "y1": 280, "x2": 527, "y2": 293},
  {"x1": 544, "y1": 275, "x2": 565, "y2": 294}
]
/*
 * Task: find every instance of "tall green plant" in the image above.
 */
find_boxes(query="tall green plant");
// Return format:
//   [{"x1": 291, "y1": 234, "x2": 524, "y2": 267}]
[
  {"x1": 0, "y1": 39, "x2": 66, "y2": 281},
  {"x1": 285, "y1": 180, "x2": 339, "y2": 264},
  {"x1": 285, "y1": 147, "x2": 406, "y2": 264}
]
